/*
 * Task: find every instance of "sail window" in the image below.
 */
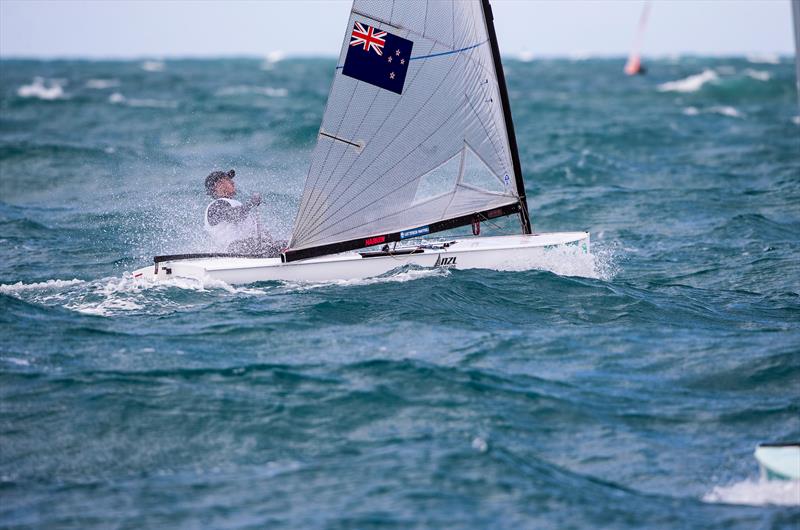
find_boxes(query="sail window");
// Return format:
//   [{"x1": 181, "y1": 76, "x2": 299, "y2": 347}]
[
  {"x1": 460, "y1": 144, "x2": 508, "y2": 194},
  {"x1": 412, "y1": 152, "x2": 461, "y2": 204}
]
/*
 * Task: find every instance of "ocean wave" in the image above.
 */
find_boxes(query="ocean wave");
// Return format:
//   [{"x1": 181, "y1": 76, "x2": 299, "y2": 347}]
[
  {"x1": 215, "y1": 85, "x2": 289, "y2": 98},
  {"x1": 85, "y1": 78, "x2": 120, "y2": 89},
  {"x1": 703, "y1": 478, "x2": 799, "y2": 506},
  {"x1": 17, "y1": 77, "x2": 67, "y2": 100},
  {"x1": 709, "y1": 106, "x2": 743, "y2": 118},
  {"x1": 742, "y1": 68, "x2": 771, "y2": 82},
  {"x1": 108, "y1": 92, "x2": 177, "y2": 109},
  {"x1": 141, "y1": 60, "x2": 165, "y2": 72},
  {"x1": 657, "y1": 69, "x2": 718, "y2": 93},
  {"x1": 0, "y1": 279, "x2": 85, "y2": 294},
  {"x1": 746, "y1": 54, "x2": 780, "y2": 65},
  {"x1": 681, "y1": 105, "x2": 743, "y2": 119}
]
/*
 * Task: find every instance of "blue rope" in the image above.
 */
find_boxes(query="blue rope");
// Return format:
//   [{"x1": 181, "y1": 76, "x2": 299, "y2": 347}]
[{"x1": 335, "y1": 39, "x2": 488, "y2": 70}]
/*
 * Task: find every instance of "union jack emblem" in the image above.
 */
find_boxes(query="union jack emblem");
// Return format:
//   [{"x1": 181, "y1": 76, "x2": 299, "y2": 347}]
[{"x1": 350, "y1": 22, "x2": 386, "y2": 56}]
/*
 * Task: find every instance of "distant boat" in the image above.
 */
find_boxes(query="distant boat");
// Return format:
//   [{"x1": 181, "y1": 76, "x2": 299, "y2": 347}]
[
  {"x1": 754, "y1": 443, "x2": 800, "y2": 481},
  {"x1": 792, "y1": 0, "x2": 800, "y2": 105},
  {"x1": 624, "y1": 1, "x2": 651, "y2": 76}
]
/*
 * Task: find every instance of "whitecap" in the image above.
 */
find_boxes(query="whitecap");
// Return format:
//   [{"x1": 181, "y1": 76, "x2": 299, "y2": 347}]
[
  {"x1": 260, "y1": 50, "x2": 286, "y2": 70},
  {"x1": 3, "y1": 357, "x2": 31, "y2": 367},
  {"x1": 746, "y1": 53, "x2": 780, "y2": 65},
  {"x1": 517, "y1": 50, "x2": 534, "y2": 62},
  {"x1": 126, "y1": 98, "x2": 178, "y2": 109},
  {"x1": 0, "y1": 279, "x2": 85, "y2": 294},
  {"x1": 682, "y1": 106, "x2": 700, "y2": 116},
  {"x1": 107, "y1": 92, "x2": 176, "y2": 108},
  {"x1": 141, "y1": 60, "x2": 165, "y2": 72},
  {"x1": 17, "y1": 77, "x2": 66, "y2": 100},
  {"x1": 703, "y1": 478, "x2": 800, "y2": 507},
  {"x1": 743, "y1": 68, "x2": 771, "y2": 82},
  {"x1": 85, "y1": 78, "x2": 120, "y2": 89},
  {"x1": 216, "y1": 85, "x2": 289, "y2": 98},
  {"x1": 709, "y1": 105, "x2": 743, "y2": 118},
  {"x1": 657, "y1": 69, "x2": 718, "y2": 93}
]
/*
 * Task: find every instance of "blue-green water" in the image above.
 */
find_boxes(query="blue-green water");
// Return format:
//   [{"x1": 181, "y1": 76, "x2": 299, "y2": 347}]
[{"x1": 1, "y1": 56, "x2": 799, "y2": 528}]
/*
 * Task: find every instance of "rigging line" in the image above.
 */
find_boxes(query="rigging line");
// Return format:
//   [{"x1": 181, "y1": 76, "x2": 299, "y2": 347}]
[
  {"x1": 298, "y1": 44, "x2": 470, "y2": 243},
  {"x1": 296, "y1": 38, "x2": 436, "y2": 241},
  {"x1": 464, "y1": 85, "x2": 512, "y2": 182},
  {"x1": 333, "y1": 40, "x2": 488, "y2": 70},
  {"x1": 423, "y1": 0, "x2": 428, "y2": 36}
]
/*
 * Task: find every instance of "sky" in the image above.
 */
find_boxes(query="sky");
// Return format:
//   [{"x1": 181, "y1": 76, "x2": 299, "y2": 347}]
[{"x1": 0, "y1": 0, "x2": 795, "y2": 59}]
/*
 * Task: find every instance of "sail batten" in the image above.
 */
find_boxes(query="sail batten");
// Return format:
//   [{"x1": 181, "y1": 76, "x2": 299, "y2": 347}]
[{"x1": 288, "y1": 0, "x2": 524, "y2": 255}]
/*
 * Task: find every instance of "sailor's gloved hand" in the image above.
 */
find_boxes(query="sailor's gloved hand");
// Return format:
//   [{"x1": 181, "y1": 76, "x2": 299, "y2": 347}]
[{"x1": 247, "y1": 193, "x2": 262, "y2": 207}]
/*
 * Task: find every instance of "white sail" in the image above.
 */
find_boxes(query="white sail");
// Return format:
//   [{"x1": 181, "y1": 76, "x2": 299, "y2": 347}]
[{"x1": 288, "y1": 0, "x2": 521, "y2": 252}]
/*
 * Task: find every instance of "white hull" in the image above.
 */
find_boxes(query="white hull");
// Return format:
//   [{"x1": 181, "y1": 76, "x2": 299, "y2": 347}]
[
  {"x1": 133, "y1": 232, "x2": 589, "y2": 285},
  {"x1": 755, "y1": 444, "x2": 800, "y2": 481}
]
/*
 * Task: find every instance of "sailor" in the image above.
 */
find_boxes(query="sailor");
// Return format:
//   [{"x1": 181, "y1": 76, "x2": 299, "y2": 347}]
[{"x1": 203, "y1": 169, "x2": 281, "y2": 255}]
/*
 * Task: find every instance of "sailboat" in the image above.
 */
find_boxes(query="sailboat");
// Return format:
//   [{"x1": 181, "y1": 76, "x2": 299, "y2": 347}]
[
  {"x1": 134, "y1": 0, "x2": 589, "y2": 284},
  {"x1": 624, "y1": 1, "x2": 651, "y2": 76}
]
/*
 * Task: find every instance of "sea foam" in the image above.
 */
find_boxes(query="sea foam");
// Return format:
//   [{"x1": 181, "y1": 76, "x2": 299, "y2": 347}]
[
  {"x1": 17, "y1": 77, "x2": 66, "y2": 100},
  {"x1": 657, "y1": 70, "x2": 718, "y2": 93},
  {"x1": 703, "y1": 478, "x2": 800, "y2": 507}
]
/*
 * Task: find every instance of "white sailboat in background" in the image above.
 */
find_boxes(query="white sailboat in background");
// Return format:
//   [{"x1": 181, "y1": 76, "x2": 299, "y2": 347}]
[{"x1": 134, "y1": 0, "x2": 589, "y2": 284}]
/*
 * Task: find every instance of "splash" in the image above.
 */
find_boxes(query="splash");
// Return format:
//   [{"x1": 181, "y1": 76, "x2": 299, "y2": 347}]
[
  {"x1": 657, "y1": 69, "x2": 718, "y2": 93},
  {"x1": 0, "y1": 274, "x2": 266, "y2": 317},
  {"x1": 17, "y1": 77, "x2": 66, "y2": 100},
  {"x1": 703, "y1": 478, "x2": 800, "y2": 507}
]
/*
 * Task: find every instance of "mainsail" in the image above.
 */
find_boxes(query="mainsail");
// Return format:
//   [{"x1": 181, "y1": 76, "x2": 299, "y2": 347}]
[{"x1": 285, "y1": 0, "x2": 530, "y2": 261}]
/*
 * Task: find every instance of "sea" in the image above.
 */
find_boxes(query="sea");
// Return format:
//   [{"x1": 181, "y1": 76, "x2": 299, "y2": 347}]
[{"x1": 1, "y1": 55, "x2": 798, "y2": 529}]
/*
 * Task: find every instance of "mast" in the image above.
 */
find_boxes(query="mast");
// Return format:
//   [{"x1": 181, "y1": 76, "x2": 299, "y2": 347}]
[{"x1": 481, "y1": 0, "x2": 533, "y2": 234}]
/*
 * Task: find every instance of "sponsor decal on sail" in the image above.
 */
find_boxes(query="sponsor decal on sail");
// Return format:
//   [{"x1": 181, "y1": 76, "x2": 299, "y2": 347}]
[
  {"x1": 400, "y1": 225, "x2": 430, "y2": 240},
  {"x1": 342, "y1": 21, "x2": 413, "y2": 95}
]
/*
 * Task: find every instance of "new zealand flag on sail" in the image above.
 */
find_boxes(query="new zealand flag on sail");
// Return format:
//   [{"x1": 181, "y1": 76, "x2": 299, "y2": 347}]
[{"x1": 342, "y1": 21, "x2": 414, "y2": 95}]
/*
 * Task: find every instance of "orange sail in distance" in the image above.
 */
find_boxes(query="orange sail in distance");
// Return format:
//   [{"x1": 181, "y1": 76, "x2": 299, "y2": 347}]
[{"x1": 625, "y1": 1, "x2": 652, "y2": 75}]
